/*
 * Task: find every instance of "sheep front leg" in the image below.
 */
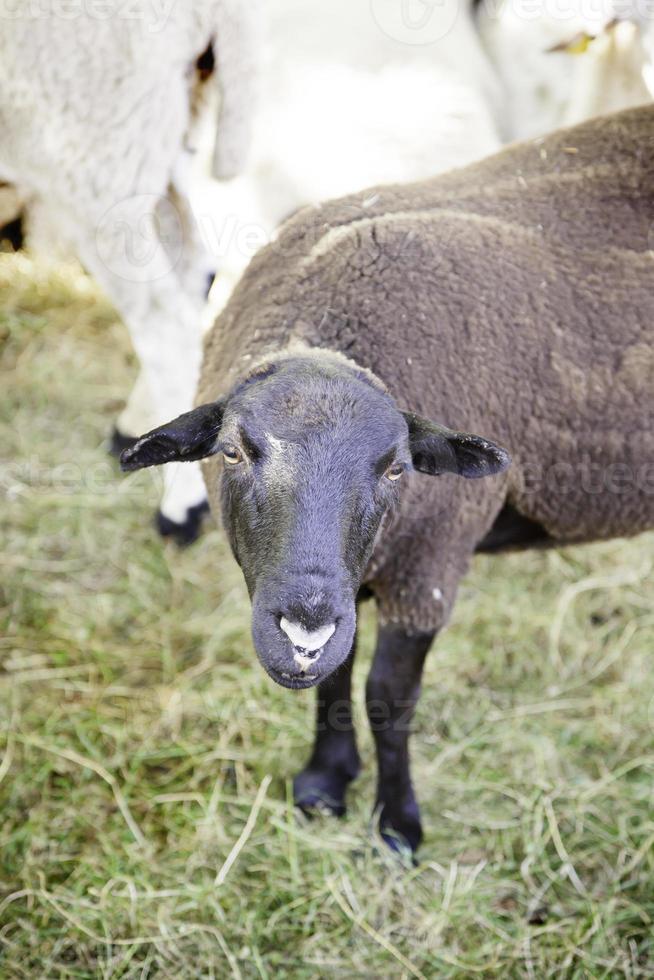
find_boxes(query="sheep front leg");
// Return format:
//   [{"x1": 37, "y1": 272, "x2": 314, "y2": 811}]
[
  {"x1": 75, "y1": 196, "x2": 208, "y2": 542},
  {"x1": 111, "y1": 369, "x2": 156, "y2": 453},
  {"x1": 366, "y1": 625, "x2": 435, "y2": 853},
  {"x1": 122, "y1": 293, "x2": 209, "y2": 543},
  {"x1": 294, "y1": 642, "x2": 360, "y2": 817}
]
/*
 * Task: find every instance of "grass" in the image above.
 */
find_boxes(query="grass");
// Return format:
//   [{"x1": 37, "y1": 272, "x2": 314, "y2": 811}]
[{"x1": 1, "y1": 251, "x2": 654, "y2": 978}]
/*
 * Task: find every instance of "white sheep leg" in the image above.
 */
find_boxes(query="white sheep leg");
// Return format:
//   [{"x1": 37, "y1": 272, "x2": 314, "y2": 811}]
[
  {"x1": 117, "y1": 180, "x2": 215, "y2": 442},
  {"x1": 117, "y1": 369, "x2": 157, "y2": 439},
  {"x1": 122, "y1": 294, "x2": 208, "y2": 530},
  {"x1": 119, "y1": 298, "x2": 207, "y2": 529},
  {"x1": 74, "y1": 193, "x2": 208, "y2": 535},
  {"x1": 159, "y1": 176, "x2": 216, "y2": 307}
]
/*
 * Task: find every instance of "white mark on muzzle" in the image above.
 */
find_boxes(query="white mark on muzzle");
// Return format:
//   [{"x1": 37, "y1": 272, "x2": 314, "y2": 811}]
[{"x1": 280, "y1": 618, "x2": 336, "y2": 670}]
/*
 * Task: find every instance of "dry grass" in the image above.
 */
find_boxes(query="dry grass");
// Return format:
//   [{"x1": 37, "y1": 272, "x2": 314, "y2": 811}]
[{"x1": 1, "y1": 251, "x2": 654, "y2": 978}]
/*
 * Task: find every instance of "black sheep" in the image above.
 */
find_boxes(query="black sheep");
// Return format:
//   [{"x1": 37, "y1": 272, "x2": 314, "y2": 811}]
[{"x1": 123, "y1": 106, "x2": 654, "y2": 851}]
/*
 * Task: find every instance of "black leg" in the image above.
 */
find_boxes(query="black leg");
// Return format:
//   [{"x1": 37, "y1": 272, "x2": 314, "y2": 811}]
[
  {"x1": 293, "y1": 641, "x2": 360, "y2": 817},
  {"x1": 366, "y1": 624, "x2": 435, "y2": 853}
]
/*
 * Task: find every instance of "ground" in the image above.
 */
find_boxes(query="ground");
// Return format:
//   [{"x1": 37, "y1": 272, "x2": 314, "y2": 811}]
[{"x1": 1, "y1": 252, "x2": 653, "y2": 978}]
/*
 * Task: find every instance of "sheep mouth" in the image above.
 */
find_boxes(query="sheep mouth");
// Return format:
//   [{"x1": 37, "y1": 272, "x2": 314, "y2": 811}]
[
  {"x1": 251, "y1": 606, "x2": 352, "y2": 690},
  {"x1": 263, "y1": 630, "x2": 337, "y2": 689},
  {"x1": 266, "y1": 667, "x2": 322, "y2": 690}
]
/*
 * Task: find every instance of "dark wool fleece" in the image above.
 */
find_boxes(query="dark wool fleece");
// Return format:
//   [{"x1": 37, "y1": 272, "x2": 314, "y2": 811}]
[{"x1": 199, "y1": 105, "x2": 654, "y2": 634}]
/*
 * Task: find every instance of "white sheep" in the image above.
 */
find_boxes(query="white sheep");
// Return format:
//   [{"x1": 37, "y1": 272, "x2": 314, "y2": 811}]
[
  {"x1": 206, "y1": 0, "x2": 505, "y2": 311},
  {"x1": 0, "y1": 0, "x2": 260, "y2": 540},
  {"x1": 207, "y1": 0, "x2": 654, "y2": 316},
  {"x1": 477, "y1": 0, "x2": 653, "y2": 141}
]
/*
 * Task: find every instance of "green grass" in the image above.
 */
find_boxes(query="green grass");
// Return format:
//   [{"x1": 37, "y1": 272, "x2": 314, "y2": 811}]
[{"x1": 1, "y1": 252, "x2": 654, "y2": 978}]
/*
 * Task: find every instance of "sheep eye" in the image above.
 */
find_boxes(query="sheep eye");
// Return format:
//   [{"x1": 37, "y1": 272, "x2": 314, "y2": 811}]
[
  {"x1": 386, "y1": 462, "x2": 404, "y2": 482},
  {"x1": 223, "y1": 445, "x2": 243, "y2": 465}
]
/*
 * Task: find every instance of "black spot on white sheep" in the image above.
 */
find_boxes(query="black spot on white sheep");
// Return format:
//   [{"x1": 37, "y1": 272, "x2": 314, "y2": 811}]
[{"x1": 123, "y1": 105, "x2": 654, "y2": 853}]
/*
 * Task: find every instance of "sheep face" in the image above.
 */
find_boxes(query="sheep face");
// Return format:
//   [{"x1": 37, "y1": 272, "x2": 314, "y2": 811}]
[
  {"x1": 121, "y1": 355, "x2": 510, "y2": 689},
  {"x1": 215, "y1": 358, "x2": 410, "y2": 688}
]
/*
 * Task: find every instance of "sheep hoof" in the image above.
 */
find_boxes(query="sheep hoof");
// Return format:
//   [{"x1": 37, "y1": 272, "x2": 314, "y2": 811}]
[
  {"x1": 156, "y1": 500, "x2": 210, "y2": 546},
  {"x1": 108, "y1": 426, "x2": 138, "y2": 458},
  {"x1": 376, "y1": 804, "x2": 422, "y2": 856},
  {"x1": 378, "y1": 827, "x2": 420, "y2": 863},
  {"x1": 293, "y1": 768, "x2": 352, "y2": 818}
]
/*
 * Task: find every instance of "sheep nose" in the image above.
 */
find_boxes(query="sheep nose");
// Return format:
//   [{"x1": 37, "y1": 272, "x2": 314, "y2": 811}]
[{"x1": 279, "y1": 616, "x2": 336, "y2": 670}]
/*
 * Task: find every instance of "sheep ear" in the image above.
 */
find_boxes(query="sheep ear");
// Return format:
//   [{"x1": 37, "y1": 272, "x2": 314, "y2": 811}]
[
  {"x1": 120, "y1": 401, "x2": 225, "y2": 472},
  {"x1": 402, "y1": 412, "x2": 511, "y2": 479}
]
